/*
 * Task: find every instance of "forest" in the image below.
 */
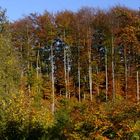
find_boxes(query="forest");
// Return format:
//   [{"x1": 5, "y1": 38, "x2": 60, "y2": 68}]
[{"x1": 0, "y1": 5, "x2": 139, "y2": 139}]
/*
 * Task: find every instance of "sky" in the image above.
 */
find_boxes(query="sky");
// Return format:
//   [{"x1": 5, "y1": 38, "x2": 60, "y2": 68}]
[{"x1": 0, "y1": 0, "x2": 139, "y2": 21}]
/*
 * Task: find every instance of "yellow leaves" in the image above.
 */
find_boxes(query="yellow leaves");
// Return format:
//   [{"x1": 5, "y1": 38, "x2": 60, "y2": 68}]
[
  {"x1": 95, "y1": 134, "x2": 109, "y2": 140},
  {"x1": 7, "y1": 59, "x2": 14, "y2": 65},
  {"x1": 92, "y1": 72, "x2": 105, "y2": 87},
  {"x1": 31, "y1": 106, "x2": 54, "y2": 129},
  {"x1": 1, "y1": 90, "x2": 54, "y2": 130},
  {"x1": 75, "y1": 122, "x2": 86, "y2": 130},
  {"x1": 69, "y1": 132, "x2": 82, "y2": 140},
  {"x1": 0, "y1": 95, "x2": 7, "y2": 109},
  {"x1": 132, "y1": 121, "x2": 140, "y2": 132}
]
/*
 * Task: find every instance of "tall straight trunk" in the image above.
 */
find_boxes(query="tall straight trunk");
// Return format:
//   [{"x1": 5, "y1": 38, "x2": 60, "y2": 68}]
[
  {"x1": 96, "y1": 66, "x2": 100, "y2": 96},
  {"x1": 105, "y1": 47, "x2": 108, "y2": 101},
  {"x1": 88, "y1": 29, "x2": 93, "y2": 101},
  {"x1": 137, "y1": 71, "x2": 139, "y2": 102},
  {"x1": 51, "y1": 45, "x2": 55, "y2": 113},
  {"x1": 112, "y1": 36, "x2": 115, "y2": 101},
  {"x1": 36, "y1": 49, "x2": 39, "y2": 79},
  {"x1": 67, "y1": 53, "x2": 70, "y2": 99},
  {"x1": 89, "y1": 47, "x2": 92, "y2": 101},
  {"x1": 64, "y1": 48, "x2": 68, "y2": 98},
  {"x1": 20, "y1": 46, "x2": 24, "y2": 78},
  {"x1": 27, "y1": 25, "x2": 31, "y2": 93},
  {"x1": 78, "y1": 46, "x2": 81, "y2": 102},
  {"x1": 124, "y1": 46, "x2": 128, "y2": 99},
  {"x1": 83, "y1": 76, "x2": 87, "y2": 100},
  {"x1": 136, "y1": 10, "x2": 140, "y2": 102},
  {"x1": 36, "y1": 48, "x2": 40, "y2": 94},
  {"x1": 63, "y1": 29, "x2": 68, "y2": 98}
]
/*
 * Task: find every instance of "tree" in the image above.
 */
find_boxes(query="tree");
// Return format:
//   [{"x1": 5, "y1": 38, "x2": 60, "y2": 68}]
[{"x1": 0, "y1": 8, "x2": 20, "y2": 98}]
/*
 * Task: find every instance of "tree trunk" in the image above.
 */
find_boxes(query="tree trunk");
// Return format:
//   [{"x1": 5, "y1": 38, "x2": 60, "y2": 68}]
[
  {"x1": 36, "y1": 48, "x2": 40, "y2": 94},
  {"x1": 64, "y1": 48, "x2": 68, "y2": 98},
  {"x1": 78, "y1": 46, "x2": 81, "y2": 102},
  {"x1": 124, "y1": 46, "x2": 128, "y2": 99},
  {"x1": 51, "y1": 45, "x2": 55, "y2": 113},
  {"x1": 27, "y1": 25, "x2": 31, "y2": 94},
  {"x1": 88, "y1": 29, "x2": 93, "y2": 101},
  {"x1": 67, "y1": 52, "x2": 70, "y2": 99},
  {"x1": 63, "y1": 29, "x2": 68, "y2": 98},
  {"x1": 96, "y1": 66, "x2": 100, "y2": 96},
  {"x1": 89, "y1": 47, "x2": 92, "y2": 101},
  {"x1": 36, "y1": 49, "x2": 39, "y2": 79},
  {"x1": 137, "y1": 71, "x2": 139, "y2": 102},
  {"x1": 112, "y1": 36, "x2": 115, "y2": 101},
  {"x1": 105, "y1": 47, "x2": 108, "y2": 101}
]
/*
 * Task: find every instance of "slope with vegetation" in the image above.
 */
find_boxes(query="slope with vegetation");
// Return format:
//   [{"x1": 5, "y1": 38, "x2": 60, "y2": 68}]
[{"x1": 0, "y1": 6, "x2": 139, "y2": 139}]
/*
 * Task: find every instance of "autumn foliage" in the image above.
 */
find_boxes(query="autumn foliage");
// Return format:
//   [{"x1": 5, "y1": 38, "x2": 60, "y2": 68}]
[{"x1": 0, "y1": 5, "x2": 139, "y2": 139}]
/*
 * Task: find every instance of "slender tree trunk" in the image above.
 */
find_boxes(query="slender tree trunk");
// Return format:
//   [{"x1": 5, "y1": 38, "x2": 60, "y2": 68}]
[
  {"x1": 96, "y1": 66, "x2": 100, "y2": 96},
  {"x1": 78, "y1": 46, "x2": 81, "y2": 102},
  {"x1": 51, "y1": 45, "x2": 55, "y2": 113},
  {"x1": 124, "y1": 46, "x2": 128, "y2": 99},
  {"x1": 136, "y1": 9, "x2": 140, "y2": 102},
  {"x1": 20, "y1": 46, "x2": 24, "y2": 78},
  {"x1": 89, "y1": 47, "x2": 92, "y2": 101},
  {"x1": 27, "y1": 26, "x2": 31, "y2": 94},
  {"x1": 64, "y1": 48, "x2": 68, "y2": 98},
  {"x1": 67, "y1": 53, "x2": 70, "y2": 99},
  {"x1": 137, "y1": 71, "x2": 139, "y2": 102},
  {"x1": 105, "y1": 47, "x2": 108, "y2": 101},
  {"x1": 36, "y1": 48, "x2": 40, "y2": 94},
  {"x1": 36, "y1": 49, "x2": 39, "y2": 79},
  {"x1": 63, "y1": 29, "x2": 68, "y2": 98},
  {"x1": 112, "y1": 36, "x2": 115, "y2": 101},
  {"x1": 88, "y1": 29, "x2": 93, "y2": 101},
  {"x1": 83, "y1": 76, "x2": 87, "y2": 100}
]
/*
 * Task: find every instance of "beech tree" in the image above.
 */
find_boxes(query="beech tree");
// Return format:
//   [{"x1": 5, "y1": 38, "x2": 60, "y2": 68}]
[{"x1": 9, "y1": 5, "x2": 140, "y2": 104}]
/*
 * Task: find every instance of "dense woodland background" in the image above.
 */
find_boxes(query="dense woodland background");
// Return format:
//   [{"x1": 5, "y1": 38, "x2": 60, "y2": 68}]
[{"x1": 0, "y1": 5, "x2": 140, "y2": 139}]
